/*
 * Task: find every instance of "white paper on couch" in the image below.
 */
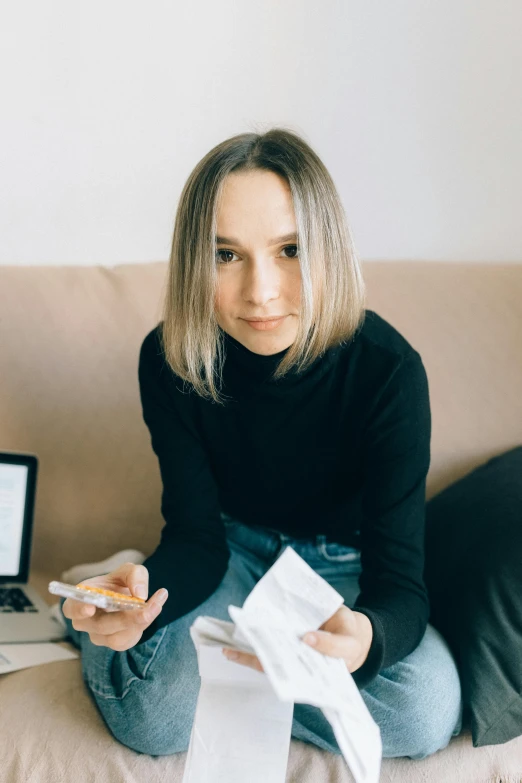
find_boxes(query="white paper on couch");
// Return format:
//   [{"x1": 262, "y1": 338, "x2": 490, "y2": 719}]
[
  {"x1": 182, "y1": 546, "x2": 382, "y2": 783},
  {"x1": 0, "y1": 642, "x2": 78, "y2": 674}
]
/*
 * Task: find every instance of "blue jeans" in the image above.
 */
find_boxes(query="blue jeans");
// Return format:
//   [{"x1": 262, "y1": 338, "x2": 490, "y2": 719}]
[{"x1": 60, "y1": 513, "x2": 463, "y2": 760}]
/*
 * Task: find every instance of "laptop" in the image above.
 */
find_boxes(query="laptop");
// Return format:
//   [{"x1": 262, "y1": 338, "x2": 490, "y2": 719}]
[{"x1": 0, "y1": 451, "x2": 66, "y2": 643}]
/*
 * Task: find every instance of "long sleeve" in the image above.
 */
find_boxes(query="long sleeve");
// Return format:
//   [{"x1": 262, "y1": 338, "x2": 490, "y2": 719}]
[
  {"x1": 351, "y1": 351, "x2": 432, "y2": 690},
  {"x1": 135, "y1": 328, "x2": 230, "y2": 645}
]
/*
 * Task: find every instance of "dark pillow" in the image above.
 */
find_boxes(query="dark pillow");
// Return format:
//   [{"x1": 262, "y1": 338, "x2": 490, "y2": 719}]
[{"x1": 424, "y1": 445, "x2": 522, "y2": 748}]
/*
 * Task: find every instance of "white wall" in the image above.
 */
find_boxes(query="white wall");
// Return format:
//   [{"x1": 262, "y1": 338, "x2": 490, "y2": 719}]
[{"x1": 1, "y1": 0, "x2": 521, "y2": 266}]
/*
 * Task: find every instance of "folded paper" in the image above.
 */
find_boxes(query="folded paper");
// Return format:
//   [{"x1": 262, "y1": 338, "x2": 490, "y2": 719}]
[{"x1": 182, "y1": 546, "x2": 382, "y2": 783}]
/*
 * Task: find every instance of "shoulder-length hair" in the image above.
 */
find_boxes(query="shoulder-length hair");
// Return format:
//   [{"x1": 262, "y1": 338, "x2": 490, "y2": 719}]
[{"x1": 160, "y1": 126, "x2": 367, "y2": 406}]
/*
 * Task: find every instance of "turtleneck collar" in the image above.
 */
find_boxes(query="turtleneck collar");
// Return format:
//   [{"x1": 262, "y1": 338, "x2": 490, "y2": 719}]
[{"x1": 219, "y1": 326, "x2": 343, "y2": 398}]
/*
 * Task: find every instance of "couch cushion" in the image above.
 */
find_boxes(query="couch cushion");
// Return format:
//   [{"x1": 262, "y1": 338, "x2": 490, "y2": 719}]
[
  {"x1": 3, "y1": 586, "x2": 522, "y2": 783},
  {"x1": 424, "y1": 445, "x2": 522, "y2": 747}
]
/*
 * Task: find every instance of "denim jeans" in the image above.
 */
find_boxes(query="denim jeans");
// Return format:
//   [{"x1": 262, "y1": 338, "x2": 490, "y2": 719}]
[{"x1": 60, "y1": 513, "x2": 463, "y2": 760}]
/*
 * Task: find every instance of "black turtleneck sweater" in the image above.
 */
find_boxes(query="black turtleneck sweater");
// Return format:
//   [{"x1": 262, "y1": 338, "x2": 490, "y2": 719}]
[{"x1": 136, "y1": 310, "x2": 432, "y2": 691}]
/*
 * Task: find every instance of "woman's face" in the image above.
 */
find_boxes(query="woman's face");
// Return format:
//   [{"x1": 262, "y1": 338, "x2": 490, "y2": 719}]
[{"x1": 214, "y1": 169, "x2": 301, "y2": 356}]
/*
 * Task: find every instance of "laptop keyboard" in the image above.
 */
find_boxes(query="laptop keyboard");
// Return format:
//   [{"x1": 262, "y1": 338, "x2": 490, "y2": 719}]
[{"x1": 0, "y1": 587, "x2": 38, "y2": 613}]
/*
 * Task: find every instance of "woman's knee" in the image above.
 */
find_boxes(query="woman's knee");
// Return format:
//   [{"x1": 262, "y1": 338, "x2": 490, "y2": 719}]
[
  {"x1": 88, "y1": 655, "x2": 198, "y2": 755},
  {"x1": 102, "y1": 709, "x2": 192, "y2": 756},
  {"x1": 364, "y1": 624, "x2": 463, "y2": 759},
  {"x1": 104, "y1": 687, "x2": 195, "y2": 756},
  {"x1": 82, "y1": 625, "x2": 200, "y2": 756},
  {"x1": 399, "y1": 678, "x2": 463, "y2": 760},
  {"x1": 410, "y1": 625, "x2": 463, "y2": 758}
]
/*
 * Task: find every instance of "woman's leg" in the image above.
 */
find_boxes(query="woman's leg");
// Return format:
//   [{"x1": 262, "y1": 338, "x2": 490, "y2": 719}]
[
  {"x1": 360, "y1": 623, "x2": 463, "y2": 759},
  {"x1": 59, "y1": 520, "x2": 463, "y2": 760},
  {"x1": 60, "y1": 543, "x2": 263, "y2": 756},
  {"x1": 288, "y1": 538, "x2": 464, "y2": 760}
]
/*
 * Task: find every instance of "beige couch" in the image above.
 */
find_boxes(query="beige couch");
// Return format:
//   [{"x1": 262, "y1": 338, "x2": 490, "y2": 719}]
[{"x1": 1, "y1": 260, "x2": 521, "y2": 783}]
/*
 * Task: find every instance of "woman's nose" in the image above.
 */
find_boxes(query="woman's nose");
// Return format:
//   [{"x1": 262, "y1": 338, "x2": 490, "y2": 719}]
[{"x1": 242, "y1": 260, "x2": 281, "y2": 301}]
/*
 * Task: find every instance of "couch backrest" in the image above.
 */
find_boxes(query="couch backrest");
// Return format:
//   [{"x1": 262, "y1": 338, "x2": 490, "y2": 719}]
[{"x1": 1, "y1": 261, "x2": 521, "y2": 573}]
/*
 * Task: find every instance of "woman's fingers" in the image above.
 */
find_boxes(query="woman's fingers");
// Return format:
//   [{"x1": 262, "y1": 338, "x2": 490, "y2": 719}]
[
  {"x1": 302, "y1": 629, "x2": 359, "y2": 659},
  {"x1": 71, "y1": 595, "x2": 162, "y2": 635},
  {"x1": 319, "y1": 605, "x2": 358, "y2": 635},
  {"x1": 222, "y1": 648, "x2": 265, "y2": 673},
  {"x1": 221, "y1": 624, "x2": 362, "y2": 675}
]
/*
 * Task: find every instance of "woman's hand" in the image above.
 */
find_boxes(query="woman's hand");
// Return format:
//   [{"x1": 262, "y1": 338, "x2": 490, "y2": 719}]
[
  {"x1": 222, "y1": 605, "x2": 373, "y2": 674},
  {"x1": 61, "y1": 563, "x2": 169, "y2": 651}
]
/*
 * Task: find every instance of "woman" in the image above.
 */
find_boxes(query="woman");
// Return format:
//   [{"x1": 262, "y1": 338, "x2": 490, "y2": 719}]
[{"x1": 61, "y1": 127, "x2": 463, "y2": 760}]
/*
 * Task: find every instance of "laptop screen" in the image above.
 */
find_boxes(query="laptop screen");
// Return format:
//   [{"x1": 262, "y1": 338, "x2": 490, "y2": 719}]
[
  {"x1": 0, "y1": 453, "x2": 38, "y2": 583},
  {"x1": 0, "y1": 462, "x2": 28, "y2": 577}
]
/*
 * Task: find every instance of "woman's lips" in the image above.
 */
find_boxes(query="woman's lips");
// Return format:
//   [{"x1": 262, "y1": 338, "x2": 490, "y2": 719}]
[{"x1": 242, "y1": 316, "x2": 287, "y2": 331}]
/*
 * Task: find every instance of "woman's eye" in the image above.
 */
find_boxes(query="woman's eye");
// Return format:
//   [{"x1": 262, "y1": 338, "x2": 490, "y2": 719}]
[
  {"x1": 216, "y1": 249, "x2": 237, "y2": 264},
  {"x1": 281, "y1": 244, "x2": 299, "y2": 259}
]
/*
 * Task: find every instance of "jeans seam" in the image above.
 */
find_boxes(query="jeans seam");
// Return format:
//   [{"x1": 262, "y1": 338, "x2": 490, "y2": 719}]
[{"x1": 317, "y1": 538, "x2": 360, "y2": 562}]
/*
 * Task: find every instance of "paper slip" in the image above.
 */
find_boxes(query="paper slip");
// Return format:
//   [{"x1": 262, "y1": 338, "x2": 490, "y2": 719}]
[
  {"x1": 0, "y1": 642, "x2": 78, "y2": 674},
  {"x1": 183, "y1": 546, "x2": 382, "y2": 783}
]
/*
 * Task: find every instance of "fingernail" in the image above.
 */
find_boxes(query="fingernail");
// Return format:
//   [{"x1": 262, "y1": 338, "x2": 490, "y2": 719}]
[
  {"x1": 304, "y1": 633, "x2": 317, "y2": 645},
  {"x1": 156, "y1": 589, "x2": 168, "y2": 604},
  {"x1": 223, "y1": 649, "x2": 239, "y2": 660},
  {"x1": 135, "y1": 585, "x2": 147, "y2": 599}
]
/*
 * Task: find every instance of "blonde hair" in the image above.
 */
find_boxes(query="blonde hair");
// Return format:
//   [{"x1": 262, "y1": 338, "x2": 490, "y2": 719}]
[{"x1": 160, "y1": 126, "x2": 367, "y2": 406}]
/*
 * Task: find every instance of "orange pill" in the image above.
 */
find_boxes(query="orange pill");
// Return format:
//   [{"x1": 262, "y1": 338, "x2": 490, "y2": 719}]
[{"x1": 76, "y1": 584, "x2": 146, "y2": 604}]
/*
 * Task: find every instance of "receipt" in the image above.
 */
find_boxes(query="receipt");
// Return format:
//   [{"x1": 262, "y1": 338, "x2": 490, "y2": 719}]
[
  {"x1": 182, "y1": 623, "x2": 293, "y2": 783},
  {"x1": 182, "y1": 546, "x2": 382, "y2": 783}
]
